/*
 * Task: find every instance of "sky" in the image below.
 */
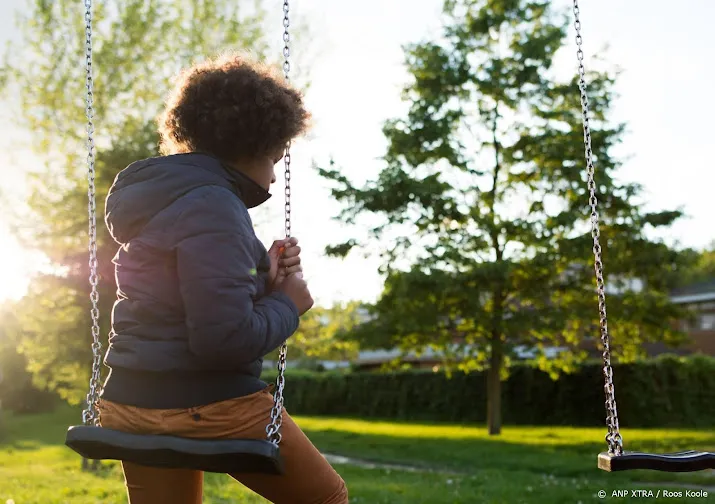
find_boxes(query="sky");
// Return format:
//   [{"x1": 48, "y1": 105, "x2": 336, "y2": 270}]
[{"x1": 0, "y1": 0, "x2": 713, "y2": 307}]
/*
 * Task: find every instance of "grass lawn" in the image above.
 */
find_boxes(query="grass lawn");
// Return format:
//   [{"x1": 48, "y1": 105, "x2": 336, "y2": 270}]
[{"x1": 1, "y1": 405, "x2": 714, "y2": 503}]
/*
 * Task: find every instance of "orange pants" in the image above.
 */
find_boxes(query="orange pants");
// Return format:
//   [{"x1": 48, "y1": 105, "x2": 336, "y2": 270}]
[{"x1": 98, "y1": 385, "x2": 348, "y2": 504}]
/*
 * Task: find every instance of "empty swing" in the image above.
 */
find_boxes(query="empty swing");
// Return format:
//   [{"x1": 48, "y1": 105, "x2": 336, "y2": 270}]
[
  {"x1": 64, "y1": 0, "x2": 294, "y2": 475},
  {"x1": 572, "y1": 0, "x2": 715, "y2": 473}
]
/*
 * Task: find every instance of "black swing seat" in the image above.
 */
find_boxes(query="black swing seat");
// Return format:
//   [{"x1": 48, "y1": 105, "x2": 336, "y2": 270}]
[
  {"x1": 65, "y1": 425, "x2": 283, "y2": 474},
  {"x1": 598, "y1": 450, "x2": 715, "y2": 472}
]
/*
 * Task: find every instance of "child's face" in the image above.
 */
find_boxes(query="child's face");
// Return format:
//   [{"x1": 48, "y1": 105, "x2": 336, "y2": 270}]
[{"x1": 242, "y1": 146, "x2": 285, "y2": 191}]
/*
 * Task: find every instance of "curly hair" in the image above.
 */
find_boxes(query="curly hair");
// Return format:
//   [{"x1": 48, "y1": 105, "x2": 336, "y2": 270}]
[{"x1": 158, "y1": 52, "x2": 310, "y2": 162}]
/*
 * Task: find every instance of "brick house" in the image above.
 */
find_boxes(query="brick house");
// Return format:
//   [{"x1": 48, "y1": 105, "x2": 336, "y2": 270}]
[{"x1": 659, "y1": 280, "x2": 715, "y2": 355}]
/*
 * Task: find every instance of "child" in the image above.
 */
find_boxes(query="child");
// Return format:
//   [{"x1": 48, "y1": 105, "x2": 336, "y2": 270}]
[{"x1": 97, "y1": 52, "x2": 348, "y2": 504}]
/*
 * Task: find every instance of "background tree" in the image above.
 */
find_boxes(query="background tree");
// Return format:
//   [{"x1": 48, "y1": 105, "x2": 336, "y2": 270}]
[
  {"x1": 672, "y1": 242, "x2": 715, "y2": 288},
  {"x1": 266, "y1": 301, "x2": 363, "y2": 369},
  {"x1": 0, "y1": 0, "x2": 310, "y2": 404},
  {"x1": 319, "y1": 0, "x2": 688, "y2": 434},
  {"x1": 0, "y1": 302, "x2": 58, "y2": 415},
  {"x1": 292, "y1": 302, "x2": 363, "y2": 362}
]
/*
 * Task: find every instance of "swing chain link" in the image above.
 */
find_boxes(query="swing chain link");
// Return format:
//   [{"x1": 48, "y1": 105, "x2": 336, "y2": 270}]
[
  {"x1": 82, "y1": 0, "x2": 104, "y2": 428},
  {"x1": 572, "y1": 0, "x2": 623, "y2": 456},
  {"x1": 266, "y1": 0, "x2": 291, "y2": 445}
]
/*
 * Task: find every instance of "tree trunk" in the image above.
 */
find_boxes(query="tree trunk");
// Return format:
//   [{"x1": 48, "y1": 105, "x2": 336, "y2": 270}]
[
  {"x1": 486, "y1": 102, "x2": 505, "y2": 436},
  {"x1": 486, "y1": 334, "x2": 504, "y2": 435},
  {"x1": 81, "y1": 457, "x2": 100, "y2": 471}
]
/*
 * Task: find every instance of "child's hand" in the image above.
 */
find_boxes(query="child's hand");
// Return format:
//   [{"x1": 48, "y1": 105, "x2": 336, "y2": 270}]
[
  {"x1": 278, "y1": 271, "x2": 314, "y2": 315},
  {"x1": 267, "y1": 237, "x2": 302, "y2": 290}
]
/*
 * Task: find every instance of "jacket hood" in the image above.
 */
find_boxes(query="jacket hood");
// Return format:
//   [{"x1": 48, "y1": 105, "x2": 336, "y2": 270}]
[{"x1": 105, "y1": 153, "x2": 271, "y2": 245}]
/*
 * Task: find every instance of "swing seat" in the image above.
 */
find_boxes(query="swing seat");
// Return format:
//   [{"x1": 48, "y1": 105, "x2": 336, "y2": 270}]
[
  {"x1": 65, "y1": 425, "x2": 283, "y2": 474},
  {"x1": 598, "y1": 450, "x2": 715, "y2": 472}
]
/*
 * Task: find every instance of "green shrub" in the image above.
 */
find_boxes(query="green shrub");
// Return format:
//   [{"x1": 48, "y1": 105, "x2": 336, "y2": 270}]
[{"x1": 262, "y1": 354, "x2": 715, "y2": 427}]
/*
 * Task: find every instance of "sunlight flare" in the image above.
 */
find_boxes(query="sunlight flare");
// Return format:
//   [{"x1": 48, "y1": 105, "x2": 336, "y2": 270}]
[{"x1": 0, "y1": 226, "x2": 38, "y2": 302}]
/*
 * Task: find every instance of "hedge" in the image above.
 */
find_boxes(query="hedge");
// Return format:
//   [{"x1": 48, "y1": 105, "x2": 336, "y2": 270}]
[{"x1": 262, "y1": 354, "x2": 715, "y2": 428}]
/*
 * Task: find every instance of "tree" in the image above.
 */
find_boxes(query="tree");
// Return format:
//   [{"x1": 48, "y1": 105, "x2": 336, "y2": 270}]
[
  {"x1": 318, "y1": 0, "x2": 687, "y2": 434},
  {"x1": 289, "y1": 301, "x2": 363, "y2": 363},
  {"x1": 0, "y1": 303, "x2": 58, "y2": 415},
  {"x1": 1, "y1": 0, "x2": 310, "y2": 404},
  {"x1": 264, "y1": 302, "x2": 363, "y2": 370},
  {"x1": 673, "y1": 242, "x2": 715, "y2": 288}
]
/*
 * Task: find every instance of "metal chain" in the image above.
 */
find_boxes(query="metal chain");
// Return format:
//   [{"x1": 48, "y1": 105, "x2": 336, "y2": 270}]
[
  {"x1": 82, "y1": 0, "x2": 103, "y2": 427},
  {"x1": 572, "y1": 0, "x2": 623, "y2": 456},
  {"x1": 266, "y1": 0, "x2": 291, "y2": 445}
]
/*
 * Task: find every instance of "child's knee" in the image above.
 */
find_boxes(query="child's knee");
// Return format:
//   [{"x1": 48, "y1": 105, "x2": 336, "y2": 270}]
[{"x1": 324, "y1": 476, "x2": 348, "y2": 504}]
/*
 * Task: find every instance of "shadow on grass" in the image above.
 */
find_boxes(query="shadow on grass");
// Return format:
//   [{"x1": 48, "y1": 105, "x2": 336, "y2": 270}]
[
  {"x1": 0, "y1": 405, "x2": 80, "y2": 448},
  {"x1": 305, "y1": 428, "x2": 598, "y2": 475}
]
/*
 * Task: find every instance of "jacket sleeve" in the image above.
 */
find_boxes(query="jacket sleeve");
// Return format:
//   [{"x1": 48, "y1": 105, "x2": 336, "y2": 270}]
[{"x1": 174, "y1": 186, "x2": 299, "y2": 368}]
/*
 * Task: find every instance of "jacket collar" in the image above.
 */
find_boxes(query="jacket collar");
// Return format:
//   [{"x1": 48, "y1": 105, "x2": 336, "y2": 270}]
[
  {"x1": 174, "y1": 152, "x2": 272, "y2": 209},
  {"x1": 226, "y1": 165, "x2": 272, "y2": 209}
]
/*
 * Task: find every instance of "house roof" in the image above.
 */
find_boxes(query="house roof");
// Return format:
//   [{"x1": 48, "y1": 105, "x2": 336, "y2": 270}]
[{"x1": 670, "y1": 279, "x2": 715, "y2": 304}]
